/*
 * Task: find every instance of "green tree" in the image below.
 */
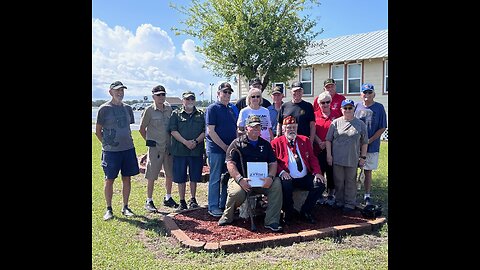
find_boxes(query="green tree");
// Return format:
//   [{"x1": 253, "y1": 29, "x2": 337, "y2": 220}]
[{"x1": 171, "y1": 0, "x2": 322, "y2": 89}]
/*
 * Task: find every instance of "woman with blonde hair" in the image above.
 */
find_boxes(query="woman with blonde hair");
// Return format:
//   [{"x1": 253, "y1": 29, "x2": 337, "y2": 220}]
[{"x1": 237, "y1": 87, "x2": 273, "y2": 141}]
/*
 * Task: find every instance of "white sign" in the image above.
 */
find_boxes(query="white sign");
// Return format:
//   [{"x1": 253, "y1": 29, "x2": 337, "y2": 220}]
[{"x1": 247, "y1": 162, "x2": 268, "y2": 187}]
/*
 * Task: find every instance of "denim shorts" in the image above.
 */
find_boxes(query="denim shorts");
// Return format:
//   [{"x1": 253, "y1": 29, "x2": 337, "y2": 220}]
[
  {"x1": 172, "y1": 156, "x2": 203, "y2": 183},
  {"x1": 101, "y1": 148, "x2": 140, "y2": 180}
]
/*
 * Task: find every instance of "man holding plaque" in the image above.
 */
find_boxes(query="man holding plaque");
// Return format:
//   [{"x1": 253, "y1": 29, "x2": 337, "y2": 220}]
[
  {"x1": 218, "y1": 115, "x2": 283, "y2": 232},
  {"x1": 271, "y1": 116, "x2": 326, "y2": 224}
]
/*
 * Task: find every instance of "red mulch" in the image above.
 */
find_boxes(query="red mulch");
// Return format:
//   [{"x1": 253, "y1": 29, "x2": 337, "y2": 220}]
[{"x1": 173, "y1": 205, "x2": 371, "y2": 242}]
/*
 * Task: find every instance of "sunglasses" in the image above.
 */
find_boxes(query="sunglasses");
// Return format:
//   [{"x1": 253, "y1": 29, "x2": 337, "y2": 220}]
[
  {"x1": 155, "y1": 93, "x2": 166, "y2": 96},
  {"x1": 363, "y1": 90, "x2": 373, "y2": 94},
  {"x1": 222, "y1": 90, "x2": 232, "y2": 94},
  {"x1": 320, "y1": 100, "x2": 331, "y2": 105},
  {"x1": 185, "y1": 97, "x2": 195, "y2": 101},
  {"x1": 251, "y1": 95, "x2": 261, "y2": 98},
  {"x1": 342, "y1": 106, "x2": 354, "y2": 110}
]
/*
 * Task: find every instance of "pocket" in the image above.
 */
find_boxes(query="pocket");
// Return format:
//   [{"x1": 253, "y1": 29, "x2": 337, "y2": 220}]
[{"x1": 146, "y1": 140, "x2": 156, "y2": 147}]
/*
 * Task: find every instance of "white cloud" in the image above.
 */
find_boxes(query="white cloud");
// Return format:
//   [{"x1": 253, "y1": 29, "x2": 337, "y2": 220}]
[{"x1": 92, "y1": 18, "x2": 227, "y2": 100}]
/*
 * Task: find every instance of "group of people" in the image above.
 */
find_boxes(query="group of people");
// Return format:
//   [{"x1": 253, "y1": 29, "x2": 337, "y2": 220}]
[{"x1": 95, "y1": 77, "x2": 387, "y2": 233}]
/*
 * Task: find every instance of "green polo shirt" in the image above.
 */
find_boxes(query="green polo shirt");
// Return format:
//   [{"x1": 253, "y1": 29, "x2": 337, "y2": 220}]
[{"x1": 168, "y1": 106, "x2": 205, "y2": 156}]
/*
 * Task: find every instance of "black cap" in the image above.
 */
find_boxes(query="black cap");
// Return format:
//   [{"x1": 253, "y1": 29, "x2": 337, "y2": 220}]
[
  {"x1": 291, "y1": 81, "x2": 303, "y2": 90},
  {"x1": 152, "y1": 85, "x2": 166, "y2": 94},
  {"x1": 249, "y1": 78, "x2": 262, "y2": 86},
  {"x1": 218, "y1": 82, "x2": 233, "y2": 92}
]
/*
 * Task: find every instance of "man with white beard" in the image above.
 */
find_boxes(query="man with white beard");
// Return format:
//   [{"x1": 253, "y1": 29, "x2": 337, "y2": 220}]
[
  {"x1": 168, "y1": 91, "x2": 206, "y2": 211},
  {"x1": 271, "y1": 116, "x2": 326, "y2": 224}
]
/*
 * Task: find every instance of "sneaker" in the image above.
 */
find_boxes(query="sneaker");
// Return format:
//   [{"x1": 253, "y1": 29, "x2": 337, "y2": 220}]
[
  {"x1": 208, "y1": 209, "x2": 223, "y2": 217},
  {"x1": 121, "y1": 206, "x2": 135, "y2": 217},
  {"x1": 175, "y1": 200, "x2": 188, "y2": 212},
  {"x1": 364, "y1": 196, "x2": 372, "y2": 205},
  {"x1": 188, "y1": 198, "x2": 199, "y2": 209},
  {"x1": 144, "y1": 200, "x2": 158, "y2": 213},
  {"x1": 326, "y1": 195, "x2": 335, "y2": 206},
  {"x1": 264, "y1": 223, "x2": 283, "y2": 232},
  {"x1": 164, "y1": 197, "x2": 179, "y2": 208},
  {"x1": 218, "y1": 216, "x2": 232, "y2": 226},
  {"x1": 103, "y1": 209, "x2": 113, "y2": 221}
]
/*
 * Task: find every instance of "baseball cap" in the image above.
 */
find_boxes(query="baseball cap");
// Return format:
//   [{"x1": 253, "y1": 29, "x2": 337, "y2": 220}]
[
  {"x1": 245, "y1": 115, "x2": 261, "y2": 127},
  {"x1": 249, "y1": 78, "x2": 262, "y2": 86},
  {"x1": 218, "y1": 82, "x2": 233, "y2": 92},
  {"x1": 110, "y1": 81, "x2": 127, "y2": 90},
  {"x1": 152, "y1": 85, "x2": 166, "y2": 94},
  {"x1": 361, "y1": 83, "x2": 375, "y2": 92},
  {"x1": 271, "y1": 86, "x2": 283, "y2": 94},
  {"x1": 341, "y1": 99, "x2": 355, "y2": 107},
  {"x1": 282, "y1": 115, "x2": 297, "y2": 125},
  {"x1": 291, "y1": 81, "x2": 303, "y2": 90},
  {"x1": 323, "y1": 78, "x2": 335, "y2": 86},
  {"x1": 182, "y1": 91, "x2": 195, "y2": 99}
]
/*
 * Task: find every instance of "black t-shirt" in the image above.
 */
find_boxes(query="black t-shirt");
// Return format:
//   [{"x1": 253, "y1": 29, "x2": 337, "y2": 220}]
[
  {"x1": 235, "y1": 96, "x2": 272, "y2": 111},
  {"x1": 226, "y1": 135, "x2": 276, "y2": 177},
  {"x1": 277, "y1": 100, "x2": 315, "y2": 137}
]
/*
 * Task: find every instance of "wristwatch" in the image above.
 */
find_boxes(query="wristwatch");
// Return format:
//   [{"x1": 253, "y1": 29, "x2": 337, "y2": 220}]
[
  {"x1": 360, "y1": 156, "x2": 367, "y2": 160},
  {"x1": 267, "y1": 174, "x2": 275, "y2": 180},
  {"x1": 235, "y1": 175, "x2": 244, "y2": 184}
]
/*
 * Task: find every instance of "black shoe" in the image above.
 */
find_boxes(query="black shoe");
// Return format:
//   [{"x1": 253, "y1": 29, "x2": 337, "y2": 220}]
[
  {"x1": 175, "y1": 200, "x2": 188, "y2": 212},
  {"x1": 164, "y1": 197, "x2": 179, "y2": 208},
  {"x1": 264, "y1": 223, "x2": 283, "y2": 232},
  {"x1": 284, "y1": 209, "x2": 300, "y2": 223},
  {"x1": 144, "y1": 200, "x2": 158, "y2": 213},
  {"x1": 188, "y1": 198, "x2": 199, "y2": 209},
  {"x1": 300, "y1": 211, "x2": 316, "y2": 224}
]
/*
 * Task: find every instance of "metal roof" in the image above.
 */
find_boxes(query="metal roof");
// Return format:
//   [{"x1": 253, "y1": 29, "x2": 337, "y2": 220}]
[{"x1": 304, "y1": 29, "x2": 388, "y2": 65}]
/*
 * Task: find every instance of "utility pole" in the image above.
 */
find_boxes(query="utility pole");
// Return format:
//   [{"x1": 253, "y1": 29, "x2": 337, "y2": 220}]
[{"x1": 209, "y1": 83, "x2": 214, "y2": 104}]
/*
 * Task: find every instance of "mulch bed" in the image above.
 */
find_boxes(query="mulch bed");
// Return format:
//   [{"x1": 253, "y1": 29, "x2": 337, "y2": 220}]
[{"x1": 173, "y1": 205, "x2": 372, "y2": 243}]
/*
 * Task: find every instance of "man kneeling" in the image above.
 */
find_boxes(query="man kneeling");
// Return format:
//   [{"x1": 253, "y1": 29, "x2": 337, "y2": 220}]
[
  {"x1": 218, "y1": 115, "x2": 283, "y2": 232},
  {"x1": 271, "y1": 116, "x2": 326, "y2": 224}
]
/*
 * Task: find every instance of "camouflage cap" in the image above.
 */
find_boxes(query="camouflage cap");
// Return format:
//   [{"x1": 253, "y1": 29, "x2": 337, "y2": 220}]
[
  {"x1": 323, "y1": 78, "x2": 335, "y2": 86},
  {"x1": 182, "y1": 91, "x2": 195, "y2": 99},
  {"x1": 110, "y1": 81, "x2": 127, "y2": 90},
  {"x1": 245, "y1": 115, "x2": 261, "y2": 127}
]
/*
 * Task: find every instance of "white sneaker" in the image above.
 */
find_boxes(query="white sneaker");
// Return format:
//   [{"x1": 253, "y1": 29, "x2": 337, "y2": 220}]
[{"x1": 103, "y1": 210, "x2": 114, "y2": 221}]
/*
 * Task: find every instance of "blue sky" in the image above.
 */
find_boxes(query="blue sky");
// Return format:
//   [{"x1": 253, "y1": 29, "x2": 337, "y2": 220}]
[{"x1": 92, "y1": 0, "x2": 388, "y2": 101}]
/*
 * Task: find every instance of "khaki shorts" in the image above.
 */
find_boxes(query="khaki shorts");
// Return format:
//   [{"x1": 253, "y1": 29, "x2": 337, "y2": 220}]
[
  {"x1": 364, "y1": 152, "x2": 379, "y2": 170},
  {"x1": 145, "y1": 146, "x2": 173, "y2": 180}
]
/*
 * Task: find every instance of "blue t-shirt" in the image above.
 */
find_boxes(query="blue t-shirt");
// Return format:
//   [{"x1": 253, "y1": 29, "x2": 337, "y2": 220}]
[
  {"x1": 205, "y1": 101, "x2": 238, "y2": 153},
  {"x1": 354, "y1": 102, "x2": 387, "y2": 153}
]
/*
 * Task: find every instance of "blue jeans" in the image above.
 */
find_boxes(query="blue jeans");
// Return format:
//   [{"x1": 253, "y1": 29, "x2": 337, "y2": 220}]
[{"x1": 207, "y1": 151, "x2": 228, "y2": 211}]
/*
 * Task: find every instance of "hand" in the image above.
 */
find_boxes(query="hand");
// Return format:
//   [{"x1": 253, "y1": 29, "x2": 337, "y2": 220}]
[
  {"x1": 280, "y1": 172, "x2": 292, "y2": 181},
  {"x1": 326, "y1": 155, "x2": 333, "y2": 166},
  {"x1": 261, "y1": 176, "x2": 273, "y2": 189},
  {"x1": 358, "y1": 159, "x2": 366, "y2": 167},
  {"x1": 314, "y1": 174, "x2": 325, "y2": 184},
  {"x1": 239, "y1": 177, "x2": 252, "y2": 192}
]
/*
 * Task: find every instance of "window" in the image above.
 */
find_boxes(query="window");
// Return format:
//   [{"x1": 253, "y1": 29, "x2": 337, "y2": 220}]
[
  {"x1": 347, "y1": 63, "x2": 362, "y2": 94},
  {"x1": 300, "y1": 67, "x2": 312, "y2": 96},
  {"x1": 272, "y1": 82, "x2": 285, "y2": 91},
  {"x1": 332, "y1": 65, "x2": 344, "y2": 94},
  {"x1": 384, "y1": 60, "x2": 388, "y2": 93}
]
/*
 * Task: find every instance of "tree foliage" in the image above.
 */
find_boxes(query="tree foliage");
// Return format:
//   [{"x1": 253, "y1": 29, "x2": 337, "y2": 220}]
[{"x1": 171, "y1": 0, "x2": 322, "y2": 89}]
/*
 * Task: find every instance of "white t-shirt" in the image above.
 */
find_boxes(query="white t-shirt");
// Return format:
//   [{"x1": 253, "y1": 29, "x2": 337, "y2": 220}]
[{"x1": 237, "y1": 106, "x2": 272, "y2": 141}]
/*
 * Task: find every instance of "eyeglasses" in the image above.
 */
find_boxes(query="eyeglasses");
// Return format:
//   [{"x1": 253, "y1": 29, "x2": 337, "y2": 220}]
[
  {"x1": 222, "y1": 90, "x2": 232, "y2": 94},
  {"x1": 185, "y1": 97, "x2": 195, "y2": 101},
  {"x1": 363, "y1": 91, "x2": 373, "y2": 94},
  {"x1": 155, "y1": 93, "x2": 166, "y2": 96},
  {"x1": 342, "y1": 106, "x2": 354, "y2": 110},
  {"x1": 251, "y1": 95, "x2": 261, "y2": 98},
  {"x1": 320, "y1": 100, "x2": 331, "y2": 105}
]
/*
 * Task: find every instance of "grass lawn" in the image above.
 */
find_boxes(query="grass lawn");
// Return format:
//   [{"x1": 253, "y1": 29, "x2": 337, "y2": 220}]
[{"x1": 92, "y1": 131, "x2": 388, "y2": 269}]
